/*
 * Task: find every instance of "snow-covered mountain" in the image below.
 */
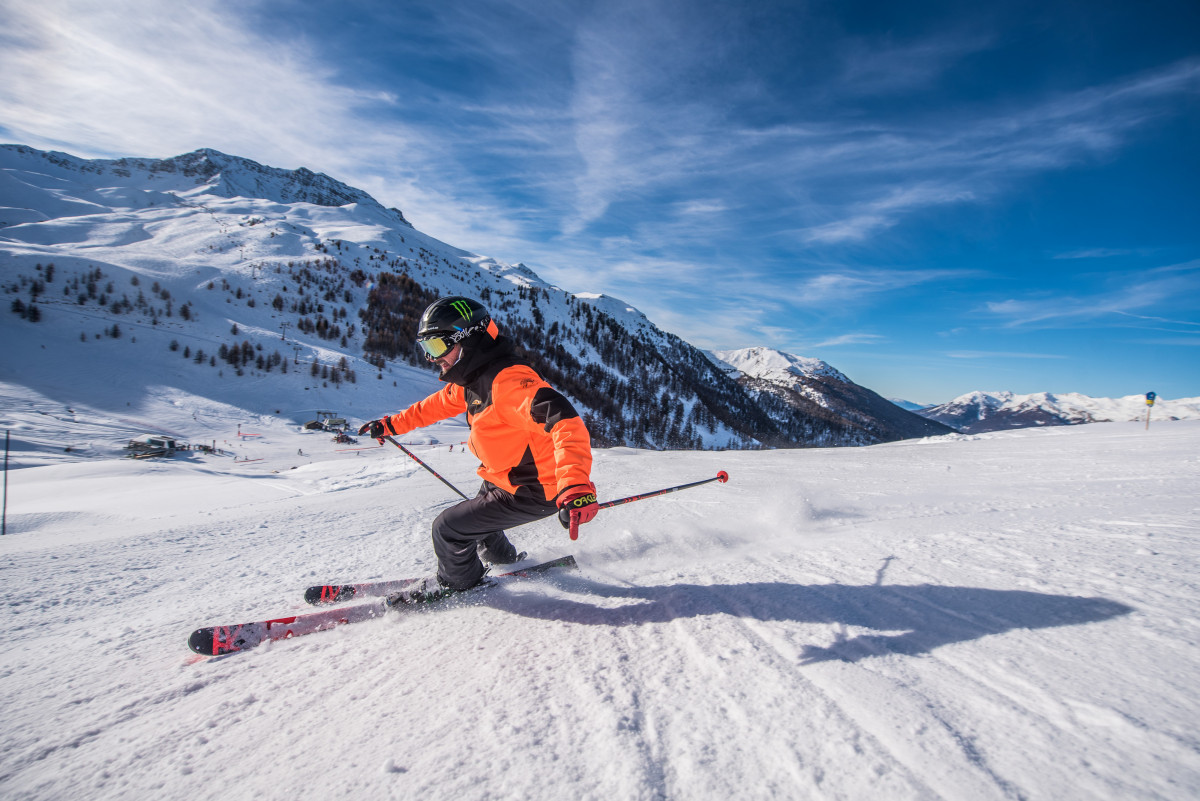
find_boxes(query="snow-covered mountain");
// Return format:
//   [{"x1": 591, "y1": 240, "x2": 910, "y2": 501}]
[
  {"x1": 1, "y1": 143, "x2": 925, "y2": 452},
  {"x1": 712, "y1": 346, "x2": 851, "y2": 384},
  {"x1": 711, "y1": 347, "x2": 955, "y2": 443},
  {"x1": 0, "y1": 145, "x2": 411, "y2": 228},
  {"x1": 887, "y1": 398, "x2": 927, "y2": 412},
  {"x1": 918, "y1": 390, "x2": 1200, "y2": 434}
]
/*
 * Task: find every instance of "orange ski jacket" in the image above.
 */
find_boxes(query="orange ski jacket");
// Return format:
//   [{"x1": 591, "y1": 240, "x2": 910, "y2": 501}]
[{"x1": 380, "y1": 343, "x2": 592, "y2": 504}]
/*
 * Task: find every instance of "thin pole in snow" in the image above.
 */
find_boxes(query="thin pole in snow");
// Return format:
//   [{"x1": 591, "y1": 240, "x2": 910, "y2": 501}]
[{"x1": 2, "y1": 430, "x2": 9, "y2": 535}]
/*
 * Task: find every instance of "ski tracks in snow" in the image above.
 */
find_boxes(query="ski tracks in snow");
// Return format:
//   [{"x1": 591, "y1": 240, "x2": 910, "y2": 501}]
[
  {"x1": 660, "y1": 560, "x2": 1015, "y2": 800},
  {"x1": 3, "y1": 423, "x2": 1199, "y2": 799}
]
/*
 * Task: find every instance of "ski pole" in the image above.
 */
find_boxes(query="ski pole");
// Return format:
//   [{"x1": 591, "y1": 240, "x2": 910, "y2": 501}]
[
  {"x1": 571, "y1": 470, "x2": 729, "y2": 540},
  {"x1": 383, "y1": 435, "x2": 470, "y2": 500}
]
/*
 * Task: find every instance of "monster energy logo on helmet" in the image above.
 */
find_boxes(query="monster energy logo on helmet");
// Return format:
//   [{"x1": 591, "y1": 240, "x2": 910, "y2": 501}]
[
  {"x1": 449, "y1": 299, "x2": 474, "y2": 321},
  {"x1": 419, "y1": 296, "x2": 488, "y2": 335}
]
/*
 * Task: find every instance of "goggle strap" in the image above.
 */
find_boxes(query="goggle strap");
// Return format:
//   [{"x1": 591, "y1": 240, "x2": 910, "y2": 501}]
[{"x1": 419, "y1": 317, "x2": 496, "y2": 360}]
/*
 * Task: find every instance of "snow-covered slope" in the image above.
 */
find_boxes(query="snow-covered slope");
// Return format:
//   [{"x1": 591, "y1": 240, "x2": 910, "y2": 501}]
[
  {"x1": 3, "y1": 394, "x2": 1198, "y2": 799},
  {"x1": 920, "y1": 390, "x2": 1200, "y2": 434},
  {"x1": 711, "y1": 346, "x2": 955, "y2": 443},
  {"x1": 2, "y1": 144, "x2": 892, "y2": 451}
]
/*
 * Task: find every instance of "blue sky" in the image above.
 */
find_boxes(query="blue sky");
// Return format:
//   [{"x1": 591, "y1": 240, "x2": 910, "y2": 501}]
[{"x1": 1, "y1": 0, "x2": 1197, "y2": 403}]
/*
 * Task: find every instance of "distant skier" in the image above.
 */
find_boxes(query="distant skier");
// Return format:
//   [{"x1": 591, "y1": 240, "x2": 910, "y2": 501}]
[{"x1": 358, "y1": 296, "x2": 597, "y2": 603}]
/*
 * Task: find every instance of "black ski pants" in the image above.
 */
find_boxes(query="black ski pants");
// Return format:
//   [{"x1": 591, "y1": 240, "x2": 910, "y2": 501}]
[{"x1": 432, "y1": 481, "x2": 558, "y2": 589}]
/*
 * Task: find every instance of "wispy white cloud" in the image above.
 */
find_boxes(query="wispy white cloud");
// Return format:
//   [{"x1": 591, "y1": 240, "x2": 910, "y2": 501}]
[
  {"x1": 743, "y1": 59, "x2": 1200, "y2": 246},
  {"x1": 799, "y1": 214, "x2": 894, "y2": 245},
  {"x1": 834, "y1": 32, "x2": 996, "y2": 96},
  {"x1": 0, "y1": 2, "x2": 396, "y2": 162},
  {"x1": 557, "y1": 1, "x2": 745, "y2": 236},
  {"x1": 984, "y1": 260, "x2": 1200, "y2": 329},
  {"x1": 799, "y1": 183, "x2": 976, "y2": 243},
  {"x1": 1112, "y1": 310, "x2": 1200, "y2": 328},
  {"x1": 809, "y1": 333, "x2": 887, "y2": 348},
  {"x1": 793, "y1": 268, "x2": 965, "y2": 306},
  {"x1": 1053, "y1": 248, "x2": 1140, "y2": 259},
  {"x1": 675, "y1": 199, "x2": 729, "y2": 217}
]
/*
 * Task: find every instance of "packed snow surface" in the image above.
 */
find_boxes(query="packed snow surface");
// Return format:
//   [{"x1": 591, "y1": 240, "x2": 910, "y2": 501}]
[{"x1": 2, "y1": 393, "x2": 1199, "y2": 800}]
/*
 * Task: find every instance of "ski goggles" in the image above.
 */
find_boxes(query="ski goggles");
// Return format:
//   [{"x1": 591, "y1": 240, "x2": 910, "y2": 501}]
[
  {"x1": 417, "y1": 318, "x2": 498, "y2": 361},
  {"x1": 417, "y1": 333, "x2": 456, "y2": 361}
]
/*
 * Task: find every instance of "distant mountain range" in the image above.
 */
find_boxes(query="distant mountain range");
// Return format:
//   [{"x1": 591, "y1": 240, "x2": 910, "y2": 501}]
[
  {"x1": 709, "y1": 347, "x2": 953, "y2": 443},
  {"x1": 0, "y1": 143, "x2": 952, "y2": 450},
  {"x1": 916, "y1": 390, "x2": 1200, "y2": 433},
  {"x1": 9, "y1": 144, "x2": 1191, "y2": 450}
]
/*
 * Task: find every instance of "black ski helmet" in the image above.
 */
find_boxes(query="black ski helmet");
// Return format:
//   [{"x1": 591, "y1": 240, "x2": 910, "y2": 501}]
[{"x1": 416, "y1": 296, "x2": 496, "y2": 360}]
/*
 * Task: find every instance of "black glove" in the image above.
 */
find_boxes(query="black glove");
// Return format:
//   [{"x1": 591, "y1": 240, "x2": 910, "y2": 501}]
[{"x1": 358, "y1": 419, "x2": 389, "y2": 439}]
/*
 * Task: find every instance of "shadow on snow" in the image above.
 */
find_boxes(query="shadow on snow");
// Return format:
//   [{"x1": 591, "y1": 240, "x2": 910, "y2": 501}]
[{"x1": 485, "y1": 575, "x2": 1133, "y2": 664}]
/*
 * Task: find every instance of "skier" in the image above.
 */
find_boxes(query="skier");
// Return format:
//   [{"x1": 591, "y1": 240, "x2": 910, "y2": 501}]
[{"x1": 358, "y1": 296, "x2": 597, "y2": 604}]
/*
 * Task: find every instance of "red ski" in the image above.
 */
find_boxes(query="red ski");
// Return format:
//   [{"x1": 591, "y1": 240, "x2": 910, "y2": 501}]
[
  {"x1": 188, "y1": 555, "x2": 577, "y2": 656},
  {"x1": 304, "y1": 551, "x2": 527, "y2": 605}
]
